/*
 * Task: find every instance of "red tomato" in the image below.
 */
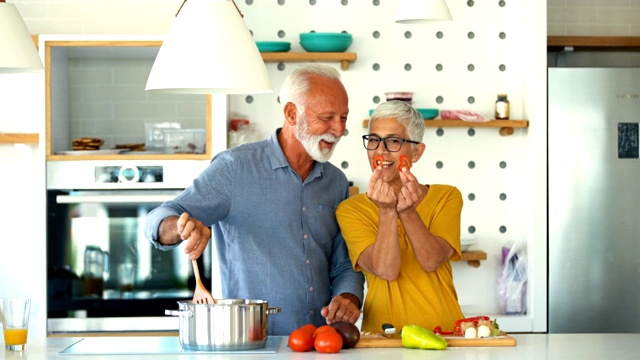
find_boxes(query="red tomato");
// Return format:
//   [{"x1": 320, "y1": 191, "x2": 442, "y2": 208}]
[
  {"x1": 299, "y1": 324, "x2": 317, "y2": 335},
  {"x1": 314, "y1": 330, "x2": 343, "y2": 353},
  {"x1": 288, "y1": 328, "x2": 314, "y2": 352},
  {"x1": 313, "y1": 325, "x2": 337, "y2": 338}
]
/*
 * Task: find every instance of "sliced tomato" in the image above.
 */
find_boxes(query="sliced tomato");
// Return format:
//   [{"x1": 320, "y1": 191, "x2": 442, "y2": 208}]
[
  {"x1": 372, "y1": 155, "x2": 384, "y2": 169},
  {"x1": 398, "y1": 155, "x2": 411, "y2": 171}
]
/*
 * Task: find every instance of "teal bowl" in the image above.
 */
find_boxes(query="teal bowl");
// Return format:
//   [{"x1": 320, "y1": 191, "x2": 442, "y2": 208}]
[
  {"x1": 417, "y1": 108, "x2": 439, "y2": 119},
  {"x1": 300, "y1": 32, "x2": 353, "y2": 52},
  {"x1": 256, "y1": 41, "x2": 291, "y2": 52},
  {"x1": 369, "y1": 108, "x2": 439, "y2": 119}
]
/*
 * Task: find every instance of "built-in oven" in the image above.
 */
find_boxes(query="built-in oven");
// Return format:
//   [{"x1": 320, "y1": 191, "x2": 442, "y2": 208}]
[{"x1": 46, "y1": 160, "x2": 214, "y2": 334}]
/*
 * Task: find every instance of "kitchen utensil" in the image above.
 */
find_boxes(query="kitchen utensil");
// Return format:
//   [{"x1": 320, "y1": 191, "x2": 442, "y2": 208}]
[
  {"x1": 255, "y1": 41, "x2": 291, "y2": 52},
  {"x1": 164, "y1": 299, "x2": 282, "y2": 351},
  {"x1": 299, "y1": 32, "x2": 353, "y2": 52},
  {"x1": 191, "y1": 259, "x2": 214, "y2": 304},
  {"x1": 382, "y1": 323, "x2": 396, "y2": 335},
  {"x1": 355, "y1": 332, "x2": 517, "y2": 348}
]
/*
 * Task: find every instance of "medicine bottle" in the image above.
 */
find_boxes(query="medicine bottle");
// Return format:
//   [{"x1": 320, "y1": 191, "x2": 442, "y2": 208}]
[{"x1": 495, "y1": 94, "x2": 510, "y2": 119}]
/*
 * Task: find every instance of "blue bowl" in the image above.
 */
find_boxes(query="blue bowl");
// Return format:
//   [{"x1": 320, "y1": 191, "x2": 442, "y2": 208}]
[{"x1": 300, "y1": 32, "x2": 353, "y2": 52}]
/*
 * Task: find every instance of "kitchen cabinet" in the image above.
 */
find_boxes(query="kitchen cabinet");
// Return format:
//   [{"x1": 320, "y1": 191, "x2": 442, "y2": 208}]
[
  {"x1": 362, "y1": 119, "x2": 529, "y2": 136},
  {"x1": 43, "y1": 38, "x2": 219, "y2": 161},
  {"x1": 261, "y1": 52, "x2": 357, "y2": 70}
]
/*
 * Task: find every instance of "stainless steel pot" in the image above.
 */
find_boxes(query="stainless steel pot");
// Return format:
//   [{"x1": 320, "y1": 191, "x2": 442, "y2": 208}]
[{"x1": 165, "y1": 299, "x2": 281, "y2": 351}]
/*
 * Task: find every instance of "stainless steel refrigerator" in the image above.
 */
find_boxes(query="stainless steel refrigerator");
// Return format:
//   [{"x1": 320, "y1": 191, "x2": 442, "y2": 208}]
[{"x1": 548, "y1": 68, "x2": 640, "y2": 333}]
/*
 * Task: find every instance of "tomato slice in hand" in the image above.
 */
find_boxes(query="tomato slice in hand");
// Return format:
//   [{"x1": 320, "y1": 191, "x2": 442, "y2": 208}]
[
  {"x1": 398, "y1": 155, "x2": 411, "y2": 171},
  {"x1": 372, "y1": 155, "x2": 385, "y2": 169}
]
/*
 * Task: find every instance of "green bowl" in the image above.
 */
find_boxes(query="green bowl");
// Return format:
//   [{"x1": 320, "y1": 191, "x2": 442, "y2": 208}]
[
  {"x1": 256, "y1": 41, "x2": 291, "y2": 52},
  {"x1": 300, "y1": 32, "x2": 353, "y2": 52}
]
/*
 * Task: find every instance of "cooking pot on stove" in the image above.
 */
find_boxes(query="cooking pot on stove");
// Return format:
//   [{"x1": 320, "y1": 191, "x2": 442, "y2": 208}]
[{"x1": 165, "y1": 299, "x2": 281, "y2": 351}]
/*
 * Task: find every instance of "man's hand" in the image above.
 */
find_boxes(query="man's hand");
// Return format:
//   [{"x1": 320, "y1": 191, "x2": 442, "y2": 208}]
[
  {"x1": 320, "y1": 293, "x2": 361, "y2": 325},
  {"x1": 177, "y1": 212, "x2": 211, "y2": 260}
]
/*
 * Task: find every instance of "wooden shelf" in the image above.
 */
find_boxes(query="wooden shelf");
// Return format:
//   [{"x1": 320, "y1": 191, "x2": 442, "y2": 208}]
[
  {"x1": 362, "y1": 119, "x2": 529, "y2": 136},
  {"x1": 46, "y1": 153, "x2": 210, "y2": 161},
  {"x1": 0, "y1": 133, "x2": 39, "y2": 144},
  {"x1": 461, "y1": 250, "x2": 487, "y2": 268},
  {"x1": 548, "y1": 36, "x2": 640, "y2": 51},
  {"x1": 261, "y1": 52, "x2": 357, "y2": 70}
]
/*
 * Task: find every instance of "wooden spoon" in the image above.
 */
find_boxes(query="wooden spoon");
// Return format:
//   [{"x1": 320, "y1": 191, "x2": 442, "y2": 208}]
[{"x1": 191, "y1": 259, "x2": 215, "y2": 304}]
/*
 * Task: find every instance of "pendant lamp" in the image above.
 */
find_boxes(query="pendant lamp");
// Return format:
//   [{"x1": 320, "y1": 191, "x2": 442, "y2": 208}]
[
  {"x1": 395, "y1": 0, "x2": 452, "y2": 23},
  {"x1": 0, "y1": 0, "x2": 43, "y2": 73},
  {"x1": 146, "y1": 0, "x2": 272, "y2": 94}
]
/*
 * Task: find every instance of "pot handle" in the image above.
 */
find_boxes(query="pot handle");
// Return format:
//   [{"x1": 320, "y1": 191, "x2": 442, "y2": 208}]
[
  {"x1": 164, "y1": 309, "x2": 193, "y2": 317},
  {"x1": 267, "y1": 307, "x2": 281, "y2": 315}
]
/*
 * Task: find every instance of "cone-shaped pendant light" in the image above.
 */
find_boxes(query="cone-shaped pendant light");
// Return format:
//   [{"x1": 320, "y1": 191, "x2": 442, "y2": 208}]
[
  {"x1": 0, "y1": 1, "x2": 43, "y2": 73},
  {"x1": 146, "y1": 0, "x2": 272, "y2": 94},
  {"x1": 395, "y1": 0, "x2": 452, "y2": 23}
]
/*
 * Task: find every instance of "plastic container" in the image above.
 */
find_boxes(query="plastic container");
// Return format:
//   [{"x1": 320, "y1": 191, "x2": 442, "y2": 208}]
[{"x1": 162, "y1": 129, "x2": 206, "y2": 154}]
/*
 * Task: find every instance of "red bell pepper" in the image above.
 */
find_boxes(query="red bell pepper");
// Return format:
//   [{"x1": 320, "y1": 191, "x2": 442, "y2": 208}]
[
  {"x1": 372, "y1": 155, "x2": 384, "y2": 169},
  {"x1": 398, "y1": 155, "x2": 411, "y2": 171},
  {"x1": 453, "y1": 316, "x2": 491, "y2": 336}
]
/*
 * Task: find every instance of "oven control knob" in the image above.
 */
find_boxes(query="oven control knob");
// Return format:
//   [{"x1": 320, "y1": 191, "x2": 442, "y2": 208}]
[{"x1": 118, "y1": 166, "x2": 140, "y2": 183}]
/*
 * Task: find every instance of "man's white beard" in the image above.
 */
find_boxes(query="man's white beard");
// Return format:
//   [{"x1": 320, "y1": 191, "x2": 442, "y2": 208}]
[{"x1": 294, "y1": 112, "x2": 340, "y2": 163}]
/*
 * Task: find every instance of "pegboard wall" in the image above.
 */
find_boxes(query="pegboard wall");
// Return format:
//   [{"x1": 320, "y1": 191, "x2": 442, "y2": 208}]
[{"x1": 231, "y1": 0, "x2": 528, "y2": 314}]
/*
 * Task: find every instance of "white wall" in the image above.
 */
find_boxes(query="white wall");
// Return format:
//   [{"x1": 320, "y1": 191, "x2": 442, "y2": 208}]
[{"x1": 0, "y1": 0, "x2": 548, "y2": 336}]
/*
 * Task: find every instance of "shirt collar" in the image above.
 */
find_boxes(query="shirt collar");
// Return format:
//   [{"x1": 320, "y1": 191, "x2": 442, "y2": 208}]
[{"x1": 268, "y1": 128, "x2": 324, "y2": 181}]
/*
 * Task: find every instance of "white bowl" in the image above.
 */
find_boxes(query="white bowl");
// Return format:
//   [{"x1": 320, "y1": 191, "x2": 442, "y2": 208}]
[{"x1": 460, "y1": 236, "x2": 477, "y2": 252}]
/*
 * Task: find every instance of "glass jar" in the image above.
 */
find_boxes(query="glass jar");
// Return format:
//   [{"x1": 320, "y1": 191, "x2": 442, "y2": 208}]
[{"x1": 495, "y1": 94, "x2": 510, "y2": 120}]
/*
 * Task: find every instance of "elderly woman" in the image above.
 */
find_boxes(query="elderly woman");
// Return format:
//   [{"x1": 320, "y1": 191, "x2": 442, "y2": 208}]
[{"x1": 336, "y1": 100, "x2": 464, "y2": 333}]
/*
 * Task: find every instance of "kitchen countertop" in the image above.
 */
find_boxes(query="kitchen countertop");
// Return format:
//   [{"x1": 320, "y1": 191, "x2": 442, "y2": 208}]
[{"x1": 3, "y1": 333, "x2": 640, "y2": 359}]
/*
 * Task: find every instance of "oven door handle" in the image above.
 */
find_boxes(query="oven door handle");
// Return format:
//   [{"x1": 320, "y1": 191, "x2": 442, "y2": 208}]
[{"x1": 56, "y1": 194, "x2": 178, "y2": 204}]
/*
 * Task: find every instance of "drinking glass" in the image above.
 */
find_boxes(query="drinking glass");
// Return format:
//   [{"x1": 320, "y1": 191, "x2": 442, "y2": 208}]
[{"x1": 1, "y1": 298, "x2": 30, "y2": 351}]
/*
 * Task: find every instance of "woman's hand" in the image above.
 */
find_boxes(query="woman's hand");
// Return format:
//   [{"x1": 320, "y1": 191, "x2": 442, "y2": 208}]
[
  {"x1": 367, "y1": 166, "x2": 397, "y2": 210},
  {"x1": 397, "y1": 169, "x2": 422, "y2": 213},
  {"x1": 177, "y1": 212, "x2": 212, "y2": 260}
]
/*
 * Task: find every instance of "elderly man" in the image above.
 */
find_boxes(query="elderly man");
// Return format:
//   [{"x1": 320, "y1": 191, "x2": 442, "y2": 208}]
[{"x1": 144, "y1": 63, "x2": 364, "y2": 335}]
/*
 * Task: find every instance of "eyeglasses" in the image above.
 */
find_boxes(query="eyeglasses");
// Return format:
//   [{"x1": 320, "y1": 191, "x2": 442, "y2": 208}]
[{"x1": 362, "y1": 135, "x2": 420, "y2": 152}]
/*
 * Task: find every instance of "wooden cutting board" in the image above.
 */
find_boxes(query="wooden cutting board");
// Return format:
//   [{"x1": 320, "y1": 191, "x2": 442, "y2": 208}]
[{"x1": 354, "y1": 333, "x2": 517, "y2": 348}]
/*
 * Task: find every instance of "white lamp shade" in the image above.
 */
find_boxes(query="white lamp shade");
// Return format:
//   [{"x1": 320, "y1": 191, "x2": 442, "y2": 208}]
[
  {"x1": 0, "y1": 3, "x2": 43, "y2": 73},
  {"x1": 395, "y1": 0, "x2": 452, "y2": 23},
  {"x1": 146, "y1": 0, "x2": 272, "y2": 94}
]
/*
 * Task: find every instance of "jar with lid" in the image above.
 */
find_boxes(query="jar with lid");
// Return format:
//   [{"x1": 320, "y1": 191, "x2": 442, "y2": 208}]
[{"x1": 495, "y1": 94, "x2": 510, "y2": 120}]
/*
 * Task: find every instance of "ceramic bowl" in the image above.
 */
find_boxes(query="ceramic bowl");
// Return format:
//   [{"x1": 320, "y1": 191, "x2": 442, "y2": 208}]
[
  {"x1": 255, "y1": 41, "x2": 291, "y2": 52},
  {"x1": 417, "y1": 108, "x2": 439, "y2": 119},
  {"x1": 299, "y1": 32, "x2": 353, "y2": 52}
]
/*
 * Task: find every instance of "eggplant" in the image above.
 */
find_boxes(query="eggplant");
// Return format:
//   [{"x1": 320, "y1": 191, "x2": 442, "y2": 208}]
[{"x1": 330, "y1": 321, "x2": 360, "y2": 349}]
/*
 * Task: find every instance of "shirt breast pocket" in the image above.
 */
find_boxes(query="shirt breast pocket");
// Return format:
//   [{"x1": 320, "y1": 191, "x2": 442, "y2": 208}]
[{"x1": 306, "y1": 203, "x2": 339, "y2": 249}]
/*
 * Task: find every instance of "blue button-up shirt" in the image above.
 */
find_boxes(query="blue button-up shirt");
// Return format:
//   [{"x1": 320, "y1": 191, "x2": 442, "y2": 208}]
[{"x1": 145, "y1": 129, "x2": 364, "y2": 335}]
